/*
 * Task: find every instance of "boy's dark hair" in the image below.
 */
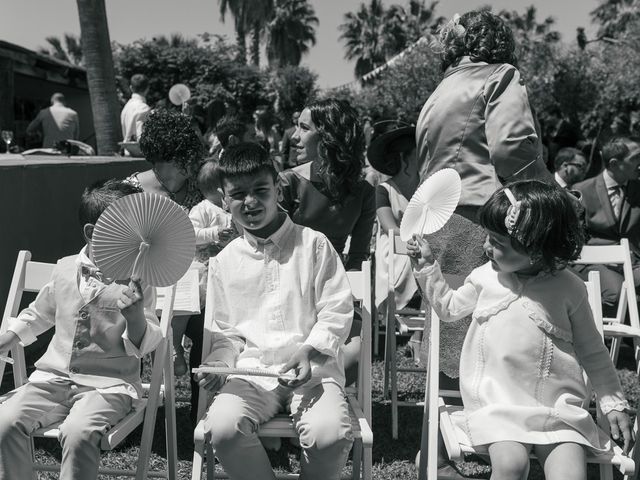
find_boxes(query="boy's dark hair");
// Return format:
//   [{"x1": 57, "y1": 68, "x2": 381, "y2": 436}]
[
  {"x1": 79, "y1": 179, "x2": 142, "y2": 227},
  {"x1": 602, "y1": 136, "x2": 640, "y2": 168},
  {"x1": 218, "y1": 142, "x2": 277, "y2": 188},
  {"x1": 130, "y1": 74, "x2": 149, "y2": 94},
  {"x1": 215, "y1": 116, "x2": 247, "y2": 149},
  {"x1": 478, "y1": 180, "x2": 584, "y2": 273},
  {"x1": 197, "y1": 160, "x2": 222, "y2": 195}
]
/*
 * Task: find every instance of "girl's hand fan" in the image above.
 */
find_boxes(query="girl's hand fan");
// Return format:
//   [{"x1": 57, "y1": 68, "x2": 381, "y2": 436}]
[
  {"x1": 399, "y1": 168, "x2": 462, "y2": 241},
  {"x1": 168, "y1": 83, "x2": 191, "y2": 106},
  {"x1": 92, "y1": 192, "x2": 195, "y2": 287}
]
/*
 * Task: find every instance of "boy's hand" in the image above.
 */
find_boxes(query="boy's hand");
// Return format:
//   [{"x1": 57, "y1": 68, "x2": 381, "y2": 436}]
[
  {"x1": 0, "y1": 331, "x2": 19, "y2": 356},
  {"x1": 607, "y1": 410, "x2": 635, "y2": 454},
  {"x1": 118, "y1": 280, "x2": 145, "y2": 320},
  {"x1": 278, "y1": 345, "x2": 315, "y2": 388},
  {"x1": 194, "y1": 361, "x2": 228, "y2": 392},
  {"x1": 406, "y1": 234, "x2": 435, "y2": 269},
  {"x1": 218, "y1": 228, "x2": 238, "y2": 246}
]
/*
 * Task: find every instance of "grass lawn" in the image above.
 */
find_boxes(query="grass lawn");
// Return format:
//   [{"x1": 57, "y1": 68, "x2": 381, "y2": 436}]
[{"x1": 25, "y1": 338, "x2": 640, "y2": 479}]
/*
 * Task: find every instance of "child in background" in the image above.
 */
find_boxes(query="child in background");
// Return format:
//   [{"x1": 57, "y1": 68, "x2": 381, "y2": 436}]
[
  {"x1": 170, "y1": 161, "x2": 237, "y2": 377},
  {"x1": 0, "y1": 179, "x2": 162, "y2": 480},
  {"x1": 189, "y1": 160, "x2": 237, "y2": 262},
  {"x1": 408, "y1": 180, "x2": 633, "y2": 479},
  {"x1": 194, "y1": 142, "x2": 354, "y2": 479}
]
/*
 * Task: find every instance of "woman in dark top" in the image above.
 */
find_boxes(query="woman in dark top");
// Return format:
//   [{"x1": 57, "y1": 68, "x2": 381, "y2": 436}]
[
  {"x1": 279, "y1": 98, "x2": 375, "y2": 385},
  {"x1": 279, "y1": 98, "x2": 376, "y2": 271}
]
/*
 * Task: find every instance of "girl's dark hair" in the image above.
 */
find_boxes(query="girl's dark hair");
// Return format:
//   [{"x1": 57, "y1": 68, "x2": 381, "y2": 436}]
[
  {"x1": 439, "y1": 10, "x2": 517, "y2": 71},
  {"x1": 218, "y1": 142, "x2": 277, "y2": 188},
  {"x1": 308, "y1": 98, "x2": 365, "y2": 202},
  {"x1": 478, "y1": 180, "x2": 584, "y2": 273},
  {"x1": 139, "y1": 109, "x2": 205, "y2": 175}
]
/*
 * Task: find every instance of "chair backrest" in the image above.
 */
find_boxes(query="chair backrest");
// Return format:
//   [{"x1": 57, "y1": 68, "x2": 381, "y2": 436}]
[
  {"x1": 1, "y1": 251, "x2": 55, "y2": 387},
  {"x1": 573, "y1": 239, "x2": 639, "y2": 329}
]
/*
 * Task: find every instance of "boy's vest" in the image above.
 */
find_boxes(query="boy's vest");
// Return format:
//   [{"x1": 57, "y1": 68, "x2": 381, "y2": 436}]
[{"x1": 34, "y1": 255, "x2": 141, "y2": 389}]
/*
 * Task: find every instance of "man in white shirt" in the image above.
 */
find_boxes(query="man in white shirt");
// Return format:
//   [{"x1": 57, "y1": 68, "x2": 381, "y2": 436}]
[
  {"x1": 120, "y1": 74, "x2": 150, "y2": 142},
  {"x1": 26, "y1": 93, "x2": 79, "y2": 148},
  {"x1": 553, "y1": 147, "x2": 588, "y2": 189}
]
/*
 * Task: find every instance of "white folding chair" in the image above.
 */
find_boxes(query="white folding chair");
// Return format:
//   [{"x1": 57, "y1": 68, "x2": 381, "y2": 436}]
[
  {"x1": 419, "y1": 270, "x2": 637, "y2": 480},
  {"x1": 192, "y1": 261, "x2": 373, "y2": 480},
  {"x1": 381, "y1": 230, "x2": 427, "y2": 439},
  {"x1": 0, "y1": 250, "x2": 178, "y2": 479},
  {"x1": 574, "y1": 239, "x2": 640, "y2": 369}
]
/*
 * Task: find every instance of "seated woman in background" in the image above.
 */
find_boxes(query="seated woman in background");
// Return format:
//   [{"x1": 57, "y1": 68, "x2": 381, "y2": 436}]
[
  {"x1": 279, "y1": 98, "x2": 376, "y2": 385},
  {"x1": 279, "y1": 98, "x2": 376, "y2": 271}
]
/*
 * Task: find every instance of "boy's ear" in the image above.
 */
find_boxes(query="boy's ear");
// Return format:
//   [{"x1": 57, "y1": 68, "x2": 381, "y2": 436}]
[
  {"x1": 83, "y1": 224, "x2": 94, "y2": 242},
  {"x1": 228, "y1": 134, "x2": 239, "y2": 146},
  {"x1": 276, "y1": 179, "x2": 283, "y2": 203}
]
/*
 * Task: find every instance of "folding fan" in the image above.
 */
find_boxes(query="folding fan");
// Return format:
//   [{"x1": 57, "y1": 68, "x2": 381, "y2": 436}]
[
  {"x1": 399, "y1": 168, "x2": 462, "y2": 241},
  {"x1": 92, "y1": 192, "x2": 195, "y2": 287},
  {"x1": 192, "y1": 366, "x2": 295, "y2": 381},
  {"x1": 168, "y1": 83, "x2": 191, "y2": 106}
]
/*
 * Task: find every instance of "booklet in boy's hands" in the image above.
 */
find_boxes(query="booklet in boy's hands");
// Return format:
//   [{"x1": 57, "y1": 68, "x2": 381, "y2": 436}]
[{"x1": 156, "y1": 267, "x2": 200, "y2": 316}]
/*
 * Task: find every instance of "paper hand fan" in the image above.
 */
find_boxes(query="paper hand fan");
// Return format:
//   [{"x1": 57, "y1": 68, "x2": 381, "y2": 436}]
[
  {"x1": 192, "y1": 366, "x2": 296, "y2": 381},
  {"x1": 168, "y1": 83, "x2": 191, "y2": 106},
  {"x1": 92, "y1": 192, "x2": 195, "y2": 287},
  {"x1": 399, "y1": 168, "x2": 462, "y2": 242}
]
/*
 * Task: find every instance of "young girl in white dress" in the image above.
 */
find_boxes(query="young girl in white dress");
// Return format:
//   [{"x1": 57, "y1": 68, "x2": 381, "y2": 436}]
[{"x1": 407, "y1": 180, "x2": 633, "y2": 479}]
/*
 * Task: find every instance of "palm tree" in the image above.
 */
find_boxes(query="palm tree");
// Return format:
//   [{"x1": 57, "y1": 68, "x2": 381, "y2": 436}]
[
  {"x1": 499, "y1": 6, "x2": 561, "y2": 45},
  {"x1": 267, "y1": 0, "x2": 318, "y2": 68},
  {"x1": 247, "y1": 0, "x2": 275, "y2": 66},
  {"x1": 591, "y1": 0, "x2": 640, "y2": 38},
  {"x1": 405, "y1": 1, "x2": 445, "y2": 41},
  {"x1": 218, "y1": 0, "x2": 251, "y2": 63},
  {"x1": 76, "y1": 0, "x2": 121, "y2": 155},
  {"x1": 38, "y1": 33, "x2": 83, "y2": 66},
  {"x1": 339, "y1": 0, "x2": 387, "y2": 79}
]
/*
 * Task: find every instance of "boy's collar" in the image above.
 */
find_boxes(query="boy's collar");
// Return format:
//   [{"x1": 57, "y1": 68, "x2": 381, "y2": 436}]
[{"x1": 243, "y1": 213, "x2": 292, "y2": 250}]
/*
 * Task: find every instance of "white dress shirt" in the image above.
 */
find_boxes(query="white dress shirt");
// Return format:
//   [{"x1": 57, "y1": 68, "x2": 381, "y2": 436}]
[
  {"x1": 204, "y1": 215, "x2": 354, "y2": 389},
  {"x1": 120, "y1": 93, "x2": 150, "y2": 142}
]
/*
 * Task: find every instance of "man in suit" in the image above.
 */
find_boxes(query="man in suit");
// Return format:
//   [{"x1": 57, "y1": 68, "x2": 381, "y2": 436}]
[
  {"x1": 26, "y1": 93, "x2": 79, "y2": 148},
  {"x1": 553, "y1": 147, "x2": 588, "y2": 189},
  {"x1": 573, "y1": 136, "x2": 640, "y2": 310}
]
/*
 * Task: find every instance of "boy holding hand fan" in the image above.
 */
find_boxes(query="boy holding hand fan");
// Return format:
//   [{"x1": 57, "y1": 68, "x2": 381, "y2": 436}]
[{"x1": 0, "y1": 179, "x2": 162, "y2": 480}]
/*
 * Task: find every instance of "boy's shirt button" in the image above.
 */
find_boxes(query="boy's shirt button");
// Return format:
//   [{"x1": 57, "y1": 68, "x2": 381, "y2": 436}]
[
  {"x1": 70, "y1": 367, "x2": 80, "y2": 374},
  {"x1": 80, "y1": 312, "x2": 89, "y2": 320}
]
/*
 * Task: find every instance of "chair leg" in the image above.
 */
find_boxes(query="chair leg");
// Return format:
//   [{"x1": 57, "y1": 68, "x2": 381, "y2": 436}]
[
  {"x1": 383, "y1": 304, "x2": 392, "y2": 400},
  {"x1": 363, "y1": 446, "x2": 372, "y2": 480},
  {"x1": 351, "y1": 439, "x2": 362, "y2": 480},
  {"x1": 610, "y1": 337, "x2": 621, "y2": 366},
  {"x1": 390, "y1": 321, "x2": 399, "y2": 439},
  {"x1": 163, "y1": 349, "x2": 178, "y2": 480},
  {"x1": 207, "y1": 442, "x2": 215, "y2": 479}
]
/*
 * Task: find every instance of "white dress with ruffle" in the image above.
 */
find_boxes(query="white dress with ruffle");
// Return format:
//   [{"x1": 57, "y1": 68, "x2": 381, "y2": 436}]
[{"x1": 415, "y1": 261, "x2": 628, "y2": 455}]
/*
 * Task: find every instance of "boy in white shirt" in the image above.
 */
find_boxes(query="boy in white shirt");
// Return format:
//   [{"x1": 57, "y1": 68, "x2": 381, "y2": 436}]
[{"x1": 194, "y1": 142, "x2": 354, "y2": 479}]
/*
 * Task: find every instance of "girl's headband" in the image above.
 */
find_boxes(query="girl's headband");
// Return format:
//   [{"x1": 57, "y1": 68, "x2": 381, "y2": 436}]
[{"x1": 504, "y1": 188, "x2": 522, "y2": 235}]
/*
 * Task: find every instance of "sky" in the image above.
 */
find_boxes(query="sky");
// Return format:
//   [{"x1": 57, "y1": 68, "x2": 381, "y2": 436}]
[{"x1": 2, "y1": 0, "x2": 601, "y2": 89}]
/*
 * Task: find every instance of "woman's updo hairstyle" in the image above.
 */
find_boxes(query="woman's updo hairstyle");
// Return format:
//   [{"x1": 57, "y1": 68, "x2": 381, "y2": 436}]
[
  {"x1": 308, "y1": 98, "x2": 365, "y2": 201},
  {"x1": 478, "y1": 180, "x2": 585, "y2": 273},
  {"x1": 438, "y1": 10, "x2": 518, "y2": 71}
]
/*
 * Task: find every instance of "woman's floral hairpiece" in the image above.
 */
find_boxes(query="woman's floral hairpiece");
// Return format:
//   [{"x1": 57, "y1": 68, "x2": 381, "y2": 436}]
[
  {"x1": 433, "y1": 13, "x2": 465, "y2": 53},
  {"x1": 504, "y1": 188, "x2": 522, "y2": 235}
]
